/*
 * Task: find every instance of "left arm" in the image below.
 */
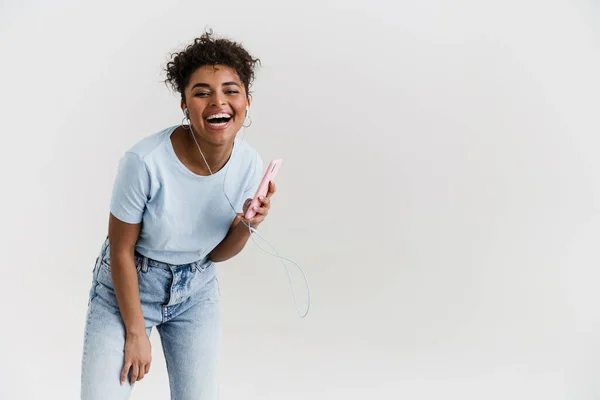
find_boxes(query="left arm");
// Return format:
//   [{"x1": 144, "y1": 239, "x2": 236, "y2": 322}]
[{"x1": 208, "y1": 181, "x2": 276, "y2": 263}]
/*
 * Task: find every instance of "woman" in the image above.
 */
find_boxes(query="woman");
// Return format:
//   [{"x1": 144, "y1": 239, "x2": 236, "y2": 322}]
[{"x1": 81, "y1": 31, "x2": 273, "y2": 399}]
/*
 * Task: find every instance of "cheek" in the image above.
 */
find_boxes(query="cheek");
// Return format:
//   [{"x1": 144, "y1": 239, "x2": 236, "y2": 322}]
[
  {"x1": 187, "y1": 101, "x2": 203, "y2": 117},
  {"x1": 189, "y1": 103, "x2": 207, "y2": 121},
  {"x1": 232, "y1": 100, "x2": 248, "y2": 119}
]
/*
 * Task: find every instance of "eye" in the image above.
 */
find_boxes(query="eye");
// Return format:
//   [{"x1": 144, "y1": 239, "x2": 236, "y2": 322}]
[
  {"x1": 194, "y1": 92, "x2": 209, "y2": 97},
  {"x1": 225, "y1": 89, "x2": 239, "y2": 95}
]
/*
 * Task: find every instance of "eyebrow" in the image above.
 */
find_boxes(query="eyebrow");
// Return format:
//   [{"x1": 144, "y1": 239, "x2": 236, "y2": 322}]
[{"x1": 191, "y1": 81, "x2": 241, "y2": 90}]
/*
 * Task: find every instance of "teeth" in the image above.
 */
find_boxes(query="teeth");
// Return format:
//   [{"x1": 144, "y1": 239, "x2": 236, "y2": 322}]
[{"x1": 207, "y1": 113, "x2": 231, "y2": 120}]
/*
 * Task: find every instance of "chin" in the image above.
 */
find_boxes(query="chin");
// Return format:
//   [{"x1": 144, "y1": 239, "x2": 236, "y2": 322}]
[
  {"x1": 206, "y1": 131, "x2": 236, "y2": 146},
  {"x1": 205, "y1": 125, "x2": 240, "y2": 141}
]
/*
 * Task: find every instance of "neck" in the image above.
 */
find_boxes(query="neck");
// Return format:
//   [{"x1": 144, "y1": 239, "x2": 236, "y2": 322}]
[{"x1": 188, "y1": 127, "x2": 234, "y2": 174}]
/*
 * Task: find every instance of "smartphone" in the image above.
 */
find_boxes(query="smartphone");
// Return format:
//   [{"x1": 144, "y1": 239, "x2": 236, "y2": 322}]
[{"x1": 244, "y1": 159, "x2": 283, "y2": 219}]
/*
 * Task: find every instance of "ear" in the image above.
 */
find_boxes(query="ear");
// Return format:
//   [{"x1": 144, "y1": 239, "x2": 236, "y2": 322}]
[{"x1": 180, "y1": 100, "x2": 186, "y2": 114}]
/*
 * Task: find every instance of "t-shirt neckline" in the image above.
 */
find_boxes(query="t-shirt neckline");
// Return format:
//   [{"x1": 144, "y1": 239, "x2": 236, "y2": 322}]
[{"x1": 165, "y1": 125, "x2": 238, "y2": 180}]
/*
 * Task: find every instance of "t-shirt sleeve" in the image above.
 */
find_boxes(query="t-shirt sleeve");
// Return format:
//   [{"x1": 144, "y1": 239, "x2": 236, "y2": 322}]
[{"x1": 109, "y1": 152, "x2": 150, "y2": 224}]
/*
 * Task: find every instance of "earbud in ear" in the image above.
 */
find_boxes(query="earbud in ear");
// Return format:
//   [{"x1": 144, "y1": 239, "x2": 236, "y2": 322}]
[
  {"x1": 245, "y1": 105, "x2": 249, "y2": 116},
  {"x1": 184, "y1": 108, "x2": 189, "y2": 116}
]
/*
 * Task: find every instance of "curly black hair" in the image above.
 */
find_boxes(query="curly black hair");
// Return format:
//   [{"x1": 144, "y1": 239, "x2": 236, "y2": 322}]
[{"x1": 164, "y1": 30, "x2": 260, "y2": 102}]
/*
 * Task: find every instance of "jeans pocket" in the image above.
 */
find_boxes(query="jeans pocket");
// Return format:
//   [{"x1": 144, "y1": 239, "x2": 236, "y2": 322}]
[
  {"x1": 98, "y1": 256, "x2": 143, "y2": 287},
  {"x1": 100, "y1": 258, "x2": 111, "y2": 272},
  {"x1": 101, "y1": 251, "x2": 143, "y2": 271},
  {"x1": 96, "y1": 260, "x2": 114, "y2": 290}
]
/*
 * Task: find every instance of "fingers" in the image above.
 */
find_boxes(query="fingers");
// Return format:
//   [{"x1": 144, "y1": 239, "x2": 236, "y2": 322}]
[
  {"x1": 262, "y1": 195, "x2": 271, "y2": 207},
  {"x1": 253, "y1": 205, "x2": 269, "y2": 216},
  {"x1": 121, "y1": 333, "x2": 152, "y2": 386},
  {"x1": 243, "y1": 197, "x2": 269, "y2": 216},
  {"x1": 267, "y1": 181, "x2": 276, "y2": 198},
  {"x1": 137, "y1": 366, "x2": 145, "y2": 382},
  {"x1": 241, "y1": 188, "x2": 275, "y2": 227},
  {"x1": 121, "y1": 362, "x2": 131, "y2": 386},
  {"x1": 248, "y1": 199, "x2": 268, "y2": 215},
  {"x1": 130, "y1": 363, "x2": 139, "y2": 385},
  {"x1": 243, "y1": 198, "x2": 252, "y2": 212},
  {"x1": 121, "y1": 361, "x2": 151, "y2": 385}
]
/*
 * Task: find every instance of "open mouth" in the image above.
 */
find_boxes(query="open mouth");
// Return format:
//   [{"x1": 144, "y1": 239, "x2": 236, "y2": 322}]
[{"x1": 205, "y1": 112, "x2": 232, "y2": 128}]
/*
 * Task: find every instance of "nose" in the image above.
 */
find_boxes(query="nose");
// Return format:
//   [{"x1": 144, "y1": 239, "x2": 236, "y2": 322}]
[{"x1": 210, "y1": 91, "x2": 226, "y2": 106}]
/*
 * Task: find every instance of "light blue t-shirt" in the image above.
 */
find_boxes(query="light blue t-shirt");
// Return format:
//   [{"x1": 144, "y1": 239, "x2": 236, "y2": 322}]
[{"x1": 109, "y1": 125, "x2": 263, "y2": 265}]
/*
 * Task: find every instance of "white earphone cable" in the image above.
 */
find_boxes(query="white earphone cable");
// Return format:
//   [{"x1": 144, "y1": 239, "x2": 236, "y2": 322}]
[{"x1": 188, "y1": 115, "x2": 310, "y2": 318}]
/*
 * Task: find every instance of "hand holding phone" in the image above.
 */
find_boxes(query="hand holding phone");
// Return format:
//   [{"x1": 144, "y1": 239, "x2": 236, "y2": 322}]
[{"x1": 244, "y1": 159, "x2": 282, "y2": 219}]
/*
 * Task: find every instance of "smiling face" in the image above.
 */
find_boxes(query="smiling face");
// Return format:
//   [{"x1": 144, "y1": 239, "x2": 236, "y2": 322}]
[{"x1": 181, "y1": 65, "x2": 250, "y2": 147}]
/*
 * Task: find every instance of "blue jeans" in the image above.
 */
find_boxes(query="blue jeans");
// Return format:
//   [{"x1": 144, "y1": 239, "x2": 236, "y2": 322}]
[{"x1": 81, "y1": 238, "x2": 221, "y2": 399}]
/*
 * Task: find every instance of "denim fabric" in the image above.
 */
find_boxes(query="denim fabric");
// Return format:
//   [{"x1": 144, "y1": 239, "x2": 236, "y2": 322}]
[{"x1": 81, "y1": 238, "x2": 221, "y2": 399}]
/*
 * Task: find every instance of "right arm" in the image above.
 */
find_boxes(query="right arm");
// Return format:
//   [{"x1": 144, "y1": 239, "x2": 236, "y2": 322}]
[
  {"x1": 107, "y1": 152, "x2": 153, "y2": 385},
  {"x1": 108, "y1": 213, "x2": 152, "y2": 385},
  {"x1": 108, "y1": 213, "x2": 145, "y2": 336}
]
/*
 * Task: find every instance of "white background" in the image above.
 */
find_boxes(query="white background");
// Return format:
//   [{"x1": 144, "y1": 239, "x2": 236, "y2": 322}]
[{"x1": 1, "y1": 0, "x2": 600, "y2": 399}]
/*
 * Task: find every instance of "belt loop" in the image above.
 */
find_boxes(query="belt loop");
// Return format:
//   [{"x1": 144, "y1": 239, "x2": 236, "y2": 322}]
[
  {"x1": 141, "y1": 256, "x2": 148, "y2": 273},
  {"x1": 191, "y1": 261, "x2": 197, "y2": 273}
]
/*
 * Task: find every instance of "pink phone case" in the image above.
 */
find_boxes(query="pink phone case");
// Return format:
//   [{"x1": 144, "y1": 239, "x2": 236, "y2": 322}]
[{"x1": 244, "y1": 159, "x2": 282, "y2": 219}]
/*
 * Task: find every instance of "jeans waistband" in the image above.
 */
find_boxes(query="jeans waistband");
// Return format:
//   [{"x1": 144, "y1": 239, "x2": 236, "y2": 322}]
[
  {"x1": 100, "y1": 237, "x2": 210, "y2": 273},
  {"x1": 134, "y1": 251, "x2": 210, "y2": 272}
]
